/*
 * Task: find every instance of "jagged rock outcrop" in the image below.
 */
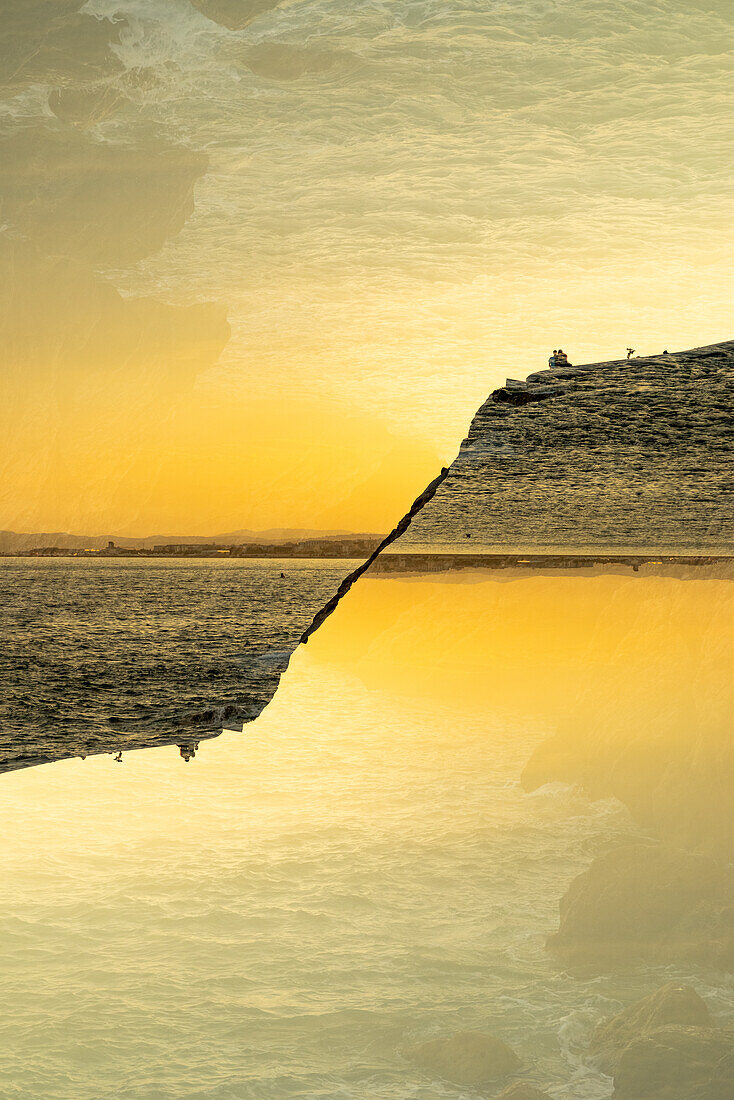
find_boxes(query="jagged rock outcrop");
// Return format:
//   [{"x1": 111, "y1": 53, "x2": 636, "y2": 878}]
[
  {"x1": 300, "y1": 467, "x2": 449, "y2": 644},
  {"x1": 0, "y1": 129, "x2": 208, "y2": 266},
  {"x1": 190, "y1": 0, "x2": 286, "y2": 30},
  {"x1": 521, "y1": 715, "x2": 734, "y2": 860},
  {"x1": 589, "y1": 983, "x2": 712, "y2": 1075},
  {"x1": 0, "y1": 558, "x2": 360, "y2": 774},
  {"x1": 612, "y1": 1024, "x2": 734, "y2": 1099},
  {"x1": 548, "y1": 844, "x2": 734, "y2": 973},
  {"x1": 495, "y1": 1083, "x2": 552, "y2": 1099},
  {"x1": 0, "y1": 1, "x2": 125, "y2": 96},
  {"x1": 394, "y1": 341, "x2": 734, "y2": 552},
  {"x1": 405, "y1": 1031, "x2": 521, "y2": 1087}
]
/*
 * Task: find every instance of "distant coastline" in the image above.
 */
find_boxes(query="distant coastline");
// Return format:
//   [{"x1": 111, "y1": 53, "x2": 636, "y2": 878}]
[
  {"x1": 6, "y1": 547, "x2": 734, "y2": 574},
  {"x1": 1, "y1": 536, "x2": 383, "y2": 560}
]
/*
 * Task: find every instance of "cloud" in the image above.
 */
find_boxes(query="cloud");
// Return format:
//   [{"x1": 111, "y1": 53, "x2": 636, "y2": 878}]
[
  {"x1": 0, "y1": 128, "x2": 208, "y2": 265},
  {"x1": 0, "y1": 1, "x2": 125, "y2": 93}
]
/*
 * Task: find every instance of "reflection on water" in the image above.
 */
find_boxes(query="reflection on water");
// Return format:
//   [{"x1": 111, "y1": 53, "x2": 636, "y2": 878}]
[
  {"x1": 0, "y1": 573, "x2": 732, "y2": 1098},
  {"x1": 0, "y1": 558, "x2": 353, "y2": 772}
]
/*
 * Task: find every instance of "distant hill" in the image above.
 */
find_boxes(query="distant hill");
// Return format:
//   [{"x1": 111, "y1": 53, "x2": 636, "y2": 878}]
[{"x1": 0, "y1": 528, "x2": 383, "y2": 553}]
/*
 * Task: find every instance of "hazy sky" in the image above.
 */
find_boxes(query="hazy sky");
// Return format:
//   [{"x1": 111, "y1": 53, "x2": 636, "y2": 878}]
[{"x1": 1, "y1": 0, "x2": 732, "y2": 534}]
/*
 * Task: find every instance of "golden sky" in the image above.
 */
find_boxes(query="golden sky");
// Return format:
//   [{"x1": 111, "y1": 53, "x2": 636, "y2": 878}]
[{"x1": 1, "y1": 0, "x2": 733, "y2": 535}]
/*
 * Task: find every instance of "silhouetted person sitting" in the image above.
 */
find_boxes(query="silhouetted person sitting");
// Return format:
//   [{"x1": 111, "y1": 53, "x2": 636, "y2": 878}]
[
  {"x1": 548, "y1": 349, "x2": 557, "y2": 368},
  {"x1": 556, "y1": 348, "x2": 569, "y2": 366}
]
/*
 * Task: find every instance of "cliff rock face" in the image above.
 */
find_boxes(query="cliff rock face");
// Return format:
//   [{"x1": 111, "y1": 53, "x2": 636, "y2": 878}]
[
  {"x1": 495, "y1": 1084, "x2": 552, "y2": 1099},
  {"x1": 190, "y1": 0, "x2": 286, "y2": 30},
  {"x1": 613, "y1": 1024, "x2": 734, "y2": 1100},
  {"x1": 394, "y1": 341, "x2": 734, "y2": 552},
  {"x1": 547, "y1": 844, "x2": 734, "y2": 973},
  {"x1": 589, "y1": 983, "x2": 712, "y2": 1075},
  {"x1": 405, "y1": 1031, "x2": 521, "y2": 1086}
]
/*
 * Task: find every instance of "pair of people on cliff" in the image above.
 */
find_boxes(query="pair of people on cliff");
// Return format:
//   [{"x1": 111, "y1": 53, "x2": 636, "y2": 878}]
[{"x1": 548, "y1": 348, "x2": 569, "y2": 368}]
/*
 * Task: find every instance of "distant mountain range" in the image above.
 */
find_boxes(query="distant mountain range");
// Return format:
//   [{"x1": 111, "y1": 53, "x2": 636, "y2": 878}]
[{"x1": 0, "y1": 529, "x2": 382, "y2": 553}]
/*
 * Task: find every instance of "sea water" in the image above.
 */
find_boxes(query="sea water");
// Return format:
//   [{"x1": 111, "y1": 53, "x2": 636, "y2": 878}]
[
  {"x1": 0, "y1": 573, "x2": 732, "y2": 1098},
  {"x1": 0, "y1": 558, "x2": 351, "y2": 771}
]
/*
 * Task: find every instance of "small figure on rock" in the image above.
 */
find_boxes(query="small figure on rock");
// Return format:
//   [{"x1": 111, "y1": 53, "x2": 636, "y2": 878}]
[
  {"x1": 627, "y1": 347, "x2": 635, "y2": 359},
  {"x1": 555, "y1": 348, "x2": 571, "y2": 366},
  {"x1": 548, "y1": 349, "x2": 558, "y2": 368},
  {"x1": 113, "y1": 751, "x2": 122, "y2": 763}
]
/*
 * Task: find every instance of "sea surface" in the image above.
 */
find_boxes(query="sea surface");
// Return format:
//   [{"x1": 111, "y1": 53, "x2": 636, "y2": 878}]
[
  {"x1": 1, "y1": 573, "x2": 732, "y2": 1099},
  {"x1": 0, "y1": 558, "x2": 352, "y2": 773}
]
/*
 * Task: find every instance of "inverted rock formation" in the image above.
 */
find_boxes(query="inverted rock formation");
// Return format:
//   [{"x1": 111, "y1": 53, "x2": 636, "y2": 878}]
[
  {"x1": 612, "y1": 1024, "x2": 734, "y2": 1100},
  {"x1": 190, "y1": 0, "x2": 286, "y2": 30},
  {"x1": 495, "y1": 1084, "x2": 552, "y2": 1099},
  {"x1": 0, "y1": 469, "x2": 447, "y2": 774},
  {"x1": 405, "y1": 1031, "x2": 521, "y2": 1087},
  {"x1": 547, "y1": 843, "x2": 734, "y2": 973},
  {"x1": 0, "y1": 130, "x2": 208, "y2": 267},
  {"x1": 589, "y1": 984, "x2": 713, "y2": 1076}
]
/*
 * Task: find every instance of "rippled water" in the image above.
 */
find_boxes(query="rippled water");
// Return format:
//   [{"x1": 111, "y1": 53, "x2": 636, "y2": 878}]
[
  {"x1": 0, "y1": 558, "x2": 351, "y2": 772},
  {"x1": 1, "y1": 576, "x2": 732, "y2": 1099}
]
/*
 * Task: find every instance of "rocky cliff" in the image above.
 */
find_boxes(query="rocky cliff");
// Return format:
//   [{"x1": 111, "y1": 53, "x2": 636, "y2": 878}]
[{"x1": 394, "y1": 340, "x2": 734, "y2": 552}]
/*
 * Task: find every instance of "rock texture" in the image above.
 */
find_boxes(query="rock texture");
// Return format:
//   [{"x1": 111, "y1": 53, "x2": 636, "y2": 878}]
[
  {"x1": 548, "y1": 844, "x2": 734, "y2": 972},
  {"x1": 395, "y1": 341, "x2": 734, "y2": 552},
  {"x1": 300, "y1": 467, "x2": 449, "y2": 644},
  {"x1": 405, "y1": 1031, "x2": 521, "y2": 1087},
  {"x1": 0, "y1": 129, "x2": 208, "y2": 266},
  {"x1": 521, "y1": 715, "x2": 734, "y2": 860},
  {"x1": 589, "y1": 983, "x2": 713, "y2": 1075},
  {"x1": 613, "y1": 1024, "x2": 734, "y2": 1099},
  {"x1": 190, "y1": 0, "x2": 286, "y2": 30},
  {"x1": 495, "y1": 1084, "x2": 552, "y2": 1099}
]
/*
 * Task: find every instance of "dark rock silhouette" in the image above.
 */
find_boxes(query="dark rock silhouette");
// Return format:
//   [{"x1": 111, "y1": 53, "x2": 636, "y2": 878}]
[
  {"x1": 0, "y1": 129, "x2": 208, "y2": 266},
  {"x1": 495, "y1": 1083, "x2": 552, "y2": 1099},
  {"x1": 522, "y1": 712, "x2": 734, "y2": 860},
  {"x1": 0, "y1": 2, "x2": 126, "y2": 96},
  {"x1": 405, "y1": 1031, "x2": 520, "y2": 1086},
  {"x1": 548, "y1": 844, "x2": 734, "y2": 973},
  {"x1": 612, "y1": 1024, "x2": 734, "y2": 1099},
  {"x1": 300, "y1": 467, "x2": 450, "y2": 644},
  {"x1": 190, "y1": 0, "x2": 286, "y2": 30},
  {"x1": 589, "y1": 983, "x2": 712, "y2": 1075}
]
